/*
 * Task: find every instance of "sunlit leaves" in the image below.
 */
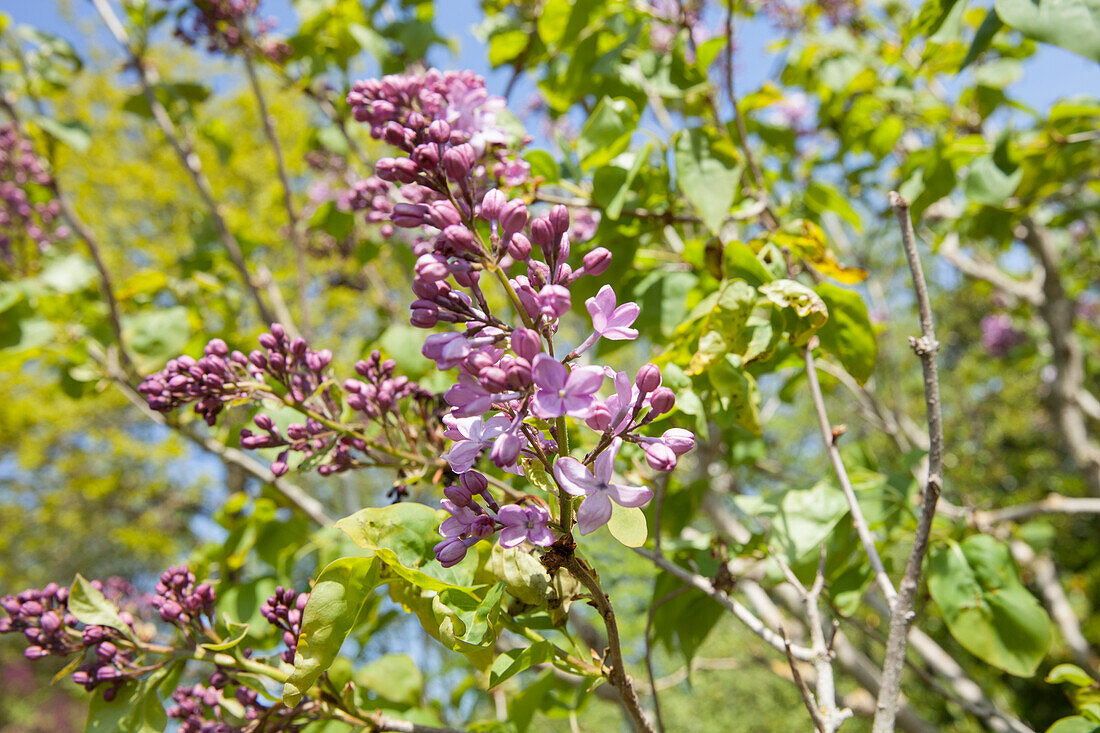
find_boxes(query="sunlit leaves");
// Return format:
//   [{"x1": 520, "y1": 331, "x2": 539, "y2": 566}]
[
  {"x1": 674, "y1": 127, "x2": 742, "y2": 233},
  {"x1": 928, "y1": 536, "x2": 1052, "y2": 677},
  {"x1": 576, "y1": 97, "x2": 639, "y2": 170},
  {"x1": 995, "y1": 0, "x2": 1100, "y2": 62},
  {"x1": 816, "y1": 282, "x2": 877, "y2": 383},
  {"x1": 283, "y1": 556, "x2": 382, "y2": 705}
]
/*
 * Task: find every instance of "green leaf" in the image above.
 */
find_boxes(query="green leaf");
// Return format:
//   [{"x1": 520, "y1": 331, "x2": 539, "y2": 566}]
[
  {"x1": 928, "y1": 536, "x2": 1052, "y2": 677},
  {"x1": 68, "y1": 574, "x2": 138, "y2": 644},
  {"x1": 963, "y1": 154, "x2": 1023, "y2": 205},
  {"x1": 771, "y1": 482, "x2": 850, "y2": 563},
  {"x1": 347, "y1": 23, "x2": 390, "y2": 60},
  {"x1": 1047, "y1": 664, "x2": 1096, "y2": 687},
  {"x1": 606, "y1": 503, "x2": 647, "y2": 547},
  {"x1": 200, "y1": 620, "x2": 250, "y2": 651},
  {"x1": 804, "y1": 182, "x2": 862, "y2": 231},
  {"x1": 491, "y1": 641, "x2": 556, "y2": 687},
  {"x1": 490, "y1": 544, "x2": 551, "y2": 606},
  {"x1": 960, "y1": 8, "x2": 1006, "y2": 69},
  {"x1": 39, "y1": 253, "x2": 97, "y2": 293},
  {"x1": 909, "y1": 0, "x2": 963, "y2": 41},
  {"x1": 674, "y1": 127, "x2": 741, "y2": 233},
  {"x1": 489, "y1": 28, "x2": 529, "y2": 66},
  {"x1": 283, "y1": 556, "x2": 382, "y2": 705},
  {"x1": 994, "y1": 0, "x2": 1100, "y2": 62},
  {"x1": 1048, "y1": 717, "x2": 1100, "y2": 733},
  {"x1": 356, "y1": 653, "x2": 423, "y2": 706},
  {"x1": 36, "y1": 116, "x2": 91, "y2": 152},
  {"x1": 122, "y1": 307, "x2": 192, "y2": 369},
  {"x1": 759, "y1": 279, "x2": 829, "y2": 345},
  {"x1": 336, "y1": 503, "x2": 478, "y2": 590},
  {"x1": 816, "y1": 282, "x2": 877, "y2": 384},
  {"x1": 576, "y1": 97, "x2": 638, "y2": 169}
]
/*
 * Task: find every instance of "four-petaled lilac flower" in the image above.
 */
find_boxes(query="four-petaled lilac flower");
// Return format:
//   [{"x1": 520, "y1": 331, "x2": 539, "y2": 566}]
[
  {"x1": 553, "y1": 439, "x2": 653, "y2": 535},
  {"x1": 531, "y1": 355, "x2": 604, "y2": 419},
  {"x1": 422, "y1": 332, "x2": 471, "y2": 369},
  {"x1": 497, "y1": 504, "x2": 554, "y2": 547},
  {"x1": 442, "y1": 414, "x2": 512, "y2": 473},
  {"x1": 587, "y1": 285, "x2": 639, "y2": 340}
]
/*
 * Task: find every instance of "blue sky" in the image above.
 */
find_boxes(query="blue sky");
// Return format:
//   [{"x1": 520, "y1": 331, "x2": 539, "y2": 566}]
[{"x1": 5, "y1": 0, "x2": 1097, "y2": 113}]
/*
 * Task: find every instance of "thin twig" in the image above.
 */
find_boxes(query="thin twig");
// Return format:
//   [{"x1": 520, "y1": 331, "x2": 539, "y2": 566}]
[
  {"x1": 89, "y1": 0, "x2": 279, "y2": 329},
  {"x1": 243, "y1": 49, "x2": 311, "y2": 337},
  {"x1": 804, "y1": 344, "x2": 897, "y2": 605},
  {"x1": 781, "y1": 627, "x2": 828, "y2": 733},
  {"x1": 873, "y1": 192, "x2": 945, "y2": 733},
  {"x1": 643, "y1": 586, "x2": 689, "y2": 733},
  {"x1": 563, "y1": 555, "x2": 656, "y2": 733},
  {"x1": 633, "y1": 547, "x2": 815, "y2": 662}
]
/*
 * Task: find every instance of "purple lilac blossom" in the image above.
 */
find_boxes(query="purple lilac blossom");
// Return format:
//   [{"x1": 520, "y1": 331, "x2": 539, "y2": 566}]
[{"x1": 553, "y1": 439, "x2": 654, "y2": 535}]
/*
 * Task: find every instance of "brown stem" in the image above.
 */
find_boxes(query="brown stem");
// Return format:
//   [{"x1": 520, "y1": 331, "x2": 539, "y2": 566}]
[
  {"x1": 873, "y1": 192, "x2": 945, "y2": 733},
  {"x1": 563, "y1": 554, "x2": 655, "y2": 733}
]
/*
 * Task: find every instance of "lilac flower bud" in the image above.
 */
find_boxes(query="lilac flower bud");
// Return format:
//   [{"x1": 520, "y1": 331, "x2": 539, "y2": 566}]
[
  {"x1": 644, "y1": 442, "x2": 678, "y2": 471},
  {"x1": 662, "y1": 428, "x2": 695, "y2": 455},
  {"x1": 649, "y1": 387, "x2": 675, "y2": 416},
  {"x1": 415, "y1": 253, "x2": 451, "y2": 282},
  {"x1": 410, "y1": 307, "x2": 439, "y2": 328},
  {"x1": 412, "y1": 143, "x2": 440, "y2": 169},
  {"x1": 507, "y1": 232, "x2": 532, "y2": 260},
  {"x1": 434, "y1": 537, "x2": 472, "y2": 568},
  {"x1": 444, "y1": 484, "x2": 473, "y2": 507},
  {"x1": 478, "y1": 366, "x2": 509, "y2": 392},
  {"x1": 530, "y1": 217, "x2": 554, "y2": 247},
  {"x1": 480, "y1": 189, "x2": 506, "y2": 221},
  {"x1": 442, "y1": 225, "x2": 477, "y2": 253},
  {"x1": 392, "y1": 202, "x2": 429, "y2": 228},
  {"x1": 442, "y1": 143, "x2": 476, "y2": 180},
  {"x1": 428, "y1": 201, "x2": 463, "y2": 229},
  {"x1": 428, "y1": 119, "x2": 451, "y2": 144},
  {"x1": 40, "y1": 611, "x2": 61, "y2": 633},
  {"x1": 460, "y1": 471, "x2": 489, "y2": 495},
  {"x1": 254, "y1": 414, "x2": 274, "y2": 431},
  {"x1": 393, "y1": 158, "x2": 420, "y2": 184},
  {"x1": 511, "y1": 328, "x2": 541, "y2": 361},
  {"x1": 585, "y1": 403, "x2": 613, "y2": 432},
  {"x1": 490, "y1": 433, "x2": 522, "y2": 467},
  {"x1": 583, "y1": 247, "x2": 612, "y2": 276},
  {"x1": 24, "y1": 646, "x2": 47, "y2": 660},
  {"x1": 538, "y1": 284, "x2": 571, "y2": 318},
  {"x1": 500, "y1": 199, "x2": 528, "y2": 234},
  {"x1": 504, "y1": 358, "x2": 533, "y2": 389},
  {"x1": 549, "y1": 204, "x2": 570, "y2": 234},
  {"x1": 375, "y1": 157, "x2": 399, "y2": 181},
  {"x1": 384, "y1": 121, "x2": 411, "y2": 149},
  {"x1": 636, "y1": 363, "x2": 662, "y2": 393}
]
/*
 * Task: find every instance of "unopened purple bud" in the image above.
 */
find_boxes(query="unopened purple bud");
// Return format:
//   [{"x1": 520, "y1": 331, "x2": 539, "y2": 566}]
[
  {"x1": 538, "y1": 284, "x2": 571, "y2": 318},
  {"x1": 393, "y1": 158, "x2": 420, "y2": 184},
  {"x1": 442, "y1": 143, "x2": 476, "y2": 180},
  {"x1": 662, "y1": 428, "x2": 695, "y2": 455},
  {"x1": 96, "y1": 641, "x2": 118, "y2": 661},
  {"x1": 442, "y1": 225, "x2": 477, "y2": 253},
  {"x1": 549, "y1": 204, "x2": 570, "y2": 234},
  {"x1": 392, "y1": 202, "x2": 429, "y2": 228},
  {"x1": 412, "y1": 143, "x2": 440, "y2": 169},
  {"x1": 375, "y1": 157, "x2": 399, "y2": 181},
  {"x1": 583, "y1": 247, "x2": 612, "y2": 276},
  {"x1": 500, "y1": 199, "x2": 528, "y2": 234},
  {"x1": 507, "y1": 232, "x2": 532, "y2": 260},
  {"x1": 530, "y1": 217, "x2": 554, "y2": 247},
  {"x1": 410, "y1": 308, "x2": 439, "y2": 328},
  {"x1": 636, "y1": 363, "x2": 662, "y2": 393},
  {"x1": 434, "y1": 537, "x2": 470, "y2": 568},
  {"x1": 428, "y1": 201, "x2": 463, "y2": 229},
  {"x1": 428, "y1": 119, "x2": 451, "y2": 144},
  {"x1": 491, "y1": 433, "x2": 522, "y2": 467},
  {"x1": 160, "y1": 600, "x2": 183, "y2": 622},
  {"x1": 254, "y1": 414, "x2": 275, "y2": 431},
  {"x1": 480, "y1": 189, "x2": 506, "y2": 221},
  {"x1": 460, "y1": 471, "x2": 489, "y2": 495},
  {"x1": 24, "y1": 646, "x2": 47, "y2": 660},
  {"x1": 511, "y1": 328, "x2": 541, "y2": 360},
  {"x1": 96, "y1": 666, "x2": 119, "y2": 682},
  {"x1": 505, "y1": 358, "x2": 533, "y2": 388},
  {"x1": 645, "y1": 442, "x2": 677, "y2": 471},
  {"x1": 416, "y1": 253, "x2": 451, "y2": 282},
  {"x1": 649, "y1": 387, "x2": 675, "y2": 416},
  {"x1": 384, "y1": 121, "x2": 411, "y2": 149},
  {"x1": 40, "y1": 611, "x2": 61, "y2": 633},
  {"x1": 444, "y1": 485, "x2": 473, "y2": 507}
]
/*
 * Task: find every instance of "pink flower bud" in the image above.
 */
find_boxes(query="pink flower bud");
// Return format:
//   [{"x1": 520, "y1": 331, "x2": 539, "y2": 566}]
[
  {"x1": 500, "y1": 199, "x2": 528, "y2": 234},
  {"x1": 415, "y1": 253, "x2": 450, "y2": 282},
  {"x1": 428, "y1": 201, "x2": 464, "y2": 229},
  {"x1": 530, "y1": 216, "x2": 554, "y2": 247},
  {"x1": 549, "y1": 204, "x2": 570, "y2": 234},
  {"x1": 662, "y1": 428, "x2": 695, "y2": 455},
  {"x1": 480, "y1": 189, "x2": 506, "y2": 220},
  {"x1": 644, "y1": 441, "x2": 677, "y2": 471},
  {"x1": 428, "y1": 120, "x2": 451, "y2": 144},
  {"x1": 490, "y1": 433, "x2": 522, "y2": 467},
  {"x1": 511, "y1": 328, "x2": 541, "y2": 360},
  {"x1": 442, "y1": 143, "x2": 476, "y2": 180},
  {"x1": 649, "y1": 387, "x2": 675, "y2": 416},
  {"x1": 412, "y1": 143, "x2": 440, "y2": 169},
  {"x1": 538, "y1": 284, "x2": 571, "y2": 318},
  {"x1": 393, "y1": 158, "x2": 420, "y2": 184},
  {"x1": 460, "y1": 471, "x2": 488, "y2": 494},
  {"x1": 442, "y1": 225, "x2": 477, "y2": 253},
  {"x1": 636, "y1": 363, "x2": 662, "y2": 393},
  {"x1": 583, "y1": 247, "x2": 612, "y2": 276},
  {"x1": 507, "y1": 232, "x2": 532, "y2": 260}
]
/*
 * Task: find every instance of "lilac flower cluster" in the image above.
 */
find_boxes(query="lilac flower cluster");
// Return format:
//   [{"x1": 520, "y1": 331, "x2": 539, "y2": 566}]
[
  {"x1": 149, "y1": 565, "x2": 216, "y2": 627},
  {"x1": 980, "y1": 313, "x2": 1026, "y2": 358},
  {"x1": 342, "y1": 68, "x2": 696, "y2": 566},
  {"x1": 260, "y1": 586, "x2": 308, "y2": 664},
  {"x1": 433, "y1": 471, "x2": 555, "y2": 567},
  {"x1": 142, "y1": 325, "x2": 442, "y2": 479},
  {"x1": 0, "y1": 581, "x2": 137, "y2": 697},
  {"x1": 168, "y1": 669, "x2": 302, "y2": 733},
  {"x1": 0, "y1": 123, "x2": 68, "y2": 263},
  {"x1": 169, "y1": 0, "x2": 291, "y2": 61}
]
